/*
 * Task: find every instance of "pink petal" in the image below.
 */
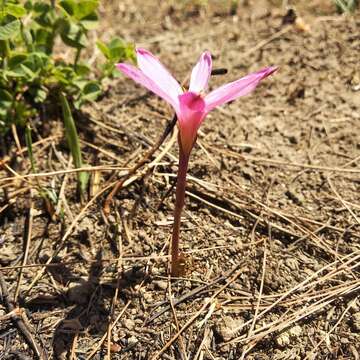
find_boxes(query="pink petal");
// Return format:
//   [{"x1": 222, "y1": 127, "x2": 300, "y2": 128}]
[
  {"x1": 189, "y1": 51, "x2": 212, "y2": 93},
  {"x1": 136, "y1": 48, "x2": 182, "y2": 106},
  {"x1": 205, "y1": 66, "x2": 277, "y2": 112},
  {"x1": 116, "y1": 63, "x2": 180, "y2": 111},
  {"x1": 177, "y1": 92, "x2": 207, "y2": 155}
]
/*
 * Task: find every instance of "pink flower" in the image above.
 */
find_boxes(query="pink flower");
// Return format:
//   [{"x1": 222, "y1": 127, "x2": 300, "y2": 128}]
[
  {"x1": 117, "y1": 48, "x2": 277, "y2": 155},
  {"x1": 117, "y1": 49, "x2": 277, "y2": 275}
]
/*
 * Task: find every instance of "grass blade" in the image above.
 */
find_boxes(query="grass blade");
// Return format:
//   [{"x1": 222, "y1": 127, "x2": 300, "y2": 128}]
[
  {"x1": 25, "y1": 125, "x2": 36, "y2": 173},
  {"x1": 60, "y1": 93, "x2": 89, "y2": 198}
]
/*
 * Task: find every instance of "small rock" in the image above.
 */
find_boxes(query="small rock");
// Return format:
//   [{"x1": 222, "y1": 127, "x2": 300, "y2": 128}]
[
  {"x1": 276, "y1": 332, "x2": 290, "y2": 347},
  {"x1": 123, "y1": 318, "x2": 135, "y2": 331},
  {"x1": 351, "y1": 312, "x2": 360, "y2": 332},
  {"x1": 276, "y1": 325, "x2": 302, "y2": 348},
  {"x1": 67, "y1": 281, "x2": 91, "y2": 304},
  {"x1": 289, "y1": 325, "x2": 302, "y2": 337},
  {"x1": 143, "y1": 292, "x2": 153, "y2": 303},
  {"x1": 153, "y1": 280, "x2": 168, "y2": 290},
  {"x1": 107, "y1": 215, "x2": 116, "y2": 223},
  {"x1": 127, "y1": 335, "x2": 138, "y2": 347},
  {"x1": 216, "y1": 316, "x2": 244, "y2": 342}
]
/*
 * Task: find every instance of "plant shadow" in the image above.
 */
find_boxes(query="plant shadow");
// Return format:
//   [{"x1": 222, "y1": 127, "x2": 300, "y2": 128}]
[{"x1": 25, "y1": 249, "x2": 148, "y2": 358}]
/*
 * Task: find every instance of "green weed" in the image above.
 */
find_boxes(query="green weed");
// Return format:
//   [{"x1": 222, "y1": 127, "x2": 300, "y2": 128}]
[{"x1": 0, "y1": 0, "x2": 134, "y2": 134}]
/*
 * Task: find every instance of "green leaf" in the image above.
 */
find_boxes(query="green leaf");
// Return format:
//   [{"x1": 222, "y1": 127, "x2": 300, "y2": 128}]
[
  {"x1": 8, "y1": 53, "x2": 28, "y2": 69},
  {"x1": 97, "y1": 38, "x2": 135, "y2": 63},
  {"x1": 33, "y1": 2, "x2": 51, "y2": 13},
  {"x1": 60, "y1": 0, "x2": 99, "y2": 20},
  {"x1": 3, "y1": 69, "x2": 24, "y2": 78},
  {"x1": 59, "y1": 20, "x2": 86, "y2": 48},
  {"x1": 333, "y1": 0, "x2": 358, "y2": 12},
  {"x1": 33, "y1": 3, "x2": 55, "y2": 28},
  {"x1": 51, "y1": 67, "x2": 73, "y2": 85},
  {"x1": 24, "y1": 52, "x2": 49, "y2": 73},
  {"x1": 4, "y1": 4, "x2": 26, "y2": 18},
  {"x1": 60, "y1": 93, "x2": 89, "y2": 197},
  {"x1": 5, "y1": 4, "x2": 27, "y2": 18},
  {"x1": 75, "y1": 63, "x2": 90, "y2": 76},
  {"x1": 81, "y1": 81, "x2": 101, "y2": 101},
  {"x1": 74, "y1": 0, "x2": 99, "y2": 20},
  {"x1": 108, "y1": 37, "x2": 126, "y2": 61},
  {"x1": 25, "y1": 125, "x2": 36, "y2": 173},
  {"x1": 59, "y1": 0, "x2": 76, "y2": 17},
  {"x1": 79, "y1": 14, "x2": 98, "y2": 30},
  {"x1": 72, "y1": 78, "x2": 87, "y2": 92},
  {"x1": 0, "y1": 89, "x2": 13, "y2": 112},
  {"x1": 20, "y1": 64, "x2": 37, "y2": 80},
  {"x1": 0, "y1": 89, "x2": 13, "y2": 102},
  {"x1": 0, "y1": 20, "x2": 20, "y2": 40},
  {"x1": 43, "y1": 188, "x2": 58, "y2": 205},
  {"x1": 33, "y1": 86, "x2": 48, "y2": 103},
  {"x1": 96, "y1": 40, "x2": 110, "y2": 59}
]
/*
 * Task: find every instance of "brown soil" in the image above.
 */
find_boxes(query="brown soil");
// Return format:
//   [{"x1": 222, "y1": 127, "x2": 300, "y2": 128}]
[{"x1": 1, "y1": 1, "x2": 360, "y2": 359}]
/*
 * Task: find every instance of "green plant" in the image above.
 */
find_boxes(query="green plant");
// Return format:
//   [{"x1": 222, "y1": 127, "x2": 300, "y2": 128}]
[
  {"x1": 0, "y1": 0, "x2": 134, "y2": 135},
  {"x1": 333, "y1": 0, "x2": 358, "y2": 12},
  {"x1": 60, "y1": 92, "x2": 88, "y2": 198},
  {"x1": 25, "y1": 124, "x2": 59, "y2": 218}
]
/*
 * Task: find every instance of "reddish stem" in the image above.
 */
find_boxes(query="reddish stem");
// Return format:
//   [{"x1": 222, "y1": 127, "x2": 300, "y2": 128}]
[{"x1": 171, "y1": 146, "x2": 190, "y2": 275}]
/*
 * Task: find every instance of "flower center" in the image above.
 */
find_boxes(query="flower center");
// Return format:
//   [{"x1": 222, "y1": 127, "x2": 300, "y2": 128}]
[{"x1": 177, "y1": 91, "x2": 207, "y2": 155}]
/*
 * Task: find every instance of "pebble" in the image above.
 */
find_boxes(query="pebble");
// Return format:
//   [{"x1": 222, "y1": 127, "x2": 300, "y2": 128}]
[
  {"x1": 351, "y1": 312, "x2": 360, "y2": 332},
  {"x1": 143, "y1": 292, "x2": 153, "y2": 303},
  {"x1": 216, "y1": 316, "x2": 244, "y2": 342},
  {"x1": 123, "y1": 318, "x2": 135, "y2": 331},
  {"x1": 276, "y1": 333, "x2": 290, "y2": 347},
  {"x1": 276, "y1": 325, "x2": 302, "y2": 347},
  {"x1": 67, "y1": 281, "x2": 90, "y2": 304},
  {"x1": 153, "y1": 280, "x2": 168, "y2": 290},
  {"x1": 127, "y1": 335, "x2": 138, "y2": 347}
]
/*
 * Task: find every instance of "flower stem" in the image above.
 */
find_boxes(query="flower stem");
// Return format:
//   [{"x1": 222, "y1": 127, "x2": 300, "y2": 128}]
[{"x1": 171, "y1": 147, "x2": 190, "y2": 275}]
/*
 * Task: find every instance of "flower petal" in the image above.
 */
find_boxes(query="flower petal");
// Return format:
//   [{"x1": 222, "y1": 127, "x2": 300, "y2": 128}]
[
  {"x1": 136, "y1": 48, "x2": 182, "y2": 105},
  {"x1": 116, "y1": 63, "x2": 180, "y2": 111},
  {"x1": 177, "y1": 92, "x2": 207, "y2": 155},
  {"x1": 189, "y1": 51, "x2": 212, "y2": 93},
  {"x1": 205, "y1": 66, "x2": 277, "y2": 112}
]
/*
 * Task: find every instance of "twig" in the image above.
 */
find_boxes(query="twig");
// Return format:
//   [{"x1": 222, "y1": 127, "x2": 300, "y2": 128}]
[
  {"x1": 23, "y1": 180, "x2": 117, "y2": 295},
  {"x1": 146, "y1": 263, "x2": 242, "y2": 324},
  {"x1": 0, "y1": 136, "x2": 59, "y2": 168},
  {"x1": 193, "y1": 327, "x2": 211, "y2": 360},
  {"x1": 14, "y1": 188, "x2": 34, "y2": 301},
  {"x1": 0, "y1": 165, "x2": 129, "y2": 183},
  {"x1": 327, "y1": 177, "x2": 360, "y2": 226},
  {"x1": 223, "y1": 251, "x2": 360, "y2": 345},
  {"x1": 247, "y1": 282, "x2": 359, "y2": 345},
  {"x1": 103, "y1": 114, "x2": 177, "y2": 215},
  {"x1": 0, "y1": 272, "x2": 47, "y2": 359},
  {"x1": 213, "y1": 148, "x2": 360, "y2": 174},
  {"x1": 186, "y1": 189, "x2": 300, "y2": 239},
  {"x1": 11, "y1": 123, "x2": 25, "y2": 162},
  {"x1": 85, "y1": 301, "x2": 131, "y2": 360},
  {"x1": 70, "y1": 333, "x2": 79, "y2": 360},
  {"x1": 168, "y1": 275, "x2": 189, "y2": 360},
  {"x1": 241, "y1": 235, "x2": 267, "y2": 358},
  {"x1": 304, "y1": 299, "x2": 357, "y2": 359},
  {"x1": 240, "y1": 25, "x2": 292, "y2": 59},
  {"x1": 151, "y1": 263, "x2": 244, "y2": 359},
  {"x1": 106, "y1": 210, "x2": 124, "y2": 359},
  {"x1": 0, "y1": 245, "x2": 230, "y2": 272}
]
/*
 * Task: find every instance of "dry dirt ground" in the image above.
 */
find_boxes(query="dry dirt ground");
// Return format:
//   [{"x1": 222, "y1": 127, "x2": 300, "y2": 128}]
[{"x1": 1, "y1": 1, "x2": 360, "y2": 359}]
